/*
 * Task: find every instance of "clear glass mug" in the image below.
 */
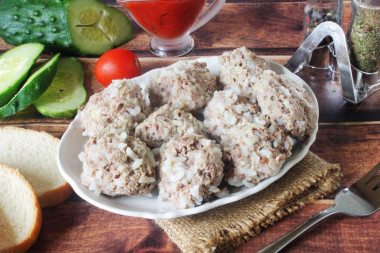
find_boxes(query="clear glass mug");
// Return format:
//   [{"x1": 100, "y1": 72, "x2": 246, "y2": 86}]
[{"x1": 117, "y1": 0, "x2": 225, "y2": 57}]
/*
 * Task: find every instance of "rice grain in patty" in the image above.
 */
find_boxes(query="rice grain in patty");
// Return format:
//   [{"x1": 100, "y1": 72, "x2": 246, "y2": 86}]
[
  {"x1": 135, "y1": 104, "x2": 207, "y2": 148},
  {"x1": 80, "y1": 134, "x2": 156, "y2": 197},
  {"x1": 148, "y1": 60, "x2": 217, "y2": 111},
  {"x1": 80, "y1": 79, "x2": 150, "y2": 137},
  {"x1": 158, "y1": 134, "x2": 225, "y2": 209}
]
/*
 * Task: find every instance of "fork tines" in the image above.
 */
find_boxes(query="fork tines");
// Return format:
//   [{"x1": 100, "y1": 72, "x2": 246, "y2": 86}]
[{"x1": 352, "y1": 162, "x2": 380, "y2": 206}]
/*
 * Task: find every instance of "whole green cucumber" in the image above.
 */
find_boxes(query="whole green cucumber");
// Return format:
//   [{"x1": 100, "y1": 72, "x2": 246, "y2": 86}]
[{"x1": 0, "y1": 0, "x2": 132, "y2": 56}]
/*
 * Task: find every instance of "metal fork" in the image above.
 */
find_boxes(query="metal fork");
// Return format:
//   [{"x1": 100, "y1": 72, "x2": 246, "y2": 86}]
[{"x1": 258, "y1": 162, "x2": 380, "y2": 253}]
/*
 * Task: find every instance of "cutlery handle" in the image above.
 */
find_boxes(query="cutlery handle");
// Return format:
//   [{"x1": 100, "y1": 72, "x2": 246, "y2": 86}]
[{"x1": 257, "y1": 206, "x2": 339, "y2": 253}]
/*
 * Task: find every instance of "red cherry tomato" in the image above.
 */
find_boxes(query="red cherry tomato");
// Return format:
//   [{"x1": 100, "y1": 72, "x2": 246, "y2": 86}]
[{"x1": 95, "y1": 48, "x2": 141, "y2": 87}]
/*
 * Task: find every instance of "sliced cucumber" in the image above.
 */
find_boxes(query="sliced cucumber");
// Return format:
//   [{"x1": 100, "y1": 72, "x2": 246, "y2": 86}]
[
  {"x1": 0, "y1": 54, "x2": 60, "y2": 118},
  {"x1": 0, "y1": 0, "x2": 132, "y2": 56},
  {"x1": 0, "y1": 43, "x2": 44, "y2": 107},
  {"x1": 33, "y1": 57, "x2": 86, "y2": 119},
  {"x1": 67, "y1": 0, "x2": 133, "y2": 55}
]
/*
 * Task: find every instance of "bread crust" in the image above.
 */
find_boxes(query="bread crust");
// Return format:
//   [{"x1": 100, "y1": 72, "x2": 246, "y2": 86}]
[
  {"x1": 0, "y1": 164, "x2": 42, "y2": 253},
  {"x1": 38, "y1": 183, "x2": 73, "y2": 207},
  {"x1": 0, "y1": 126, "x2": 72, "y2": 207},
  {"x1": 0, "y1": 125, "x2": 60, "y2": 142}
]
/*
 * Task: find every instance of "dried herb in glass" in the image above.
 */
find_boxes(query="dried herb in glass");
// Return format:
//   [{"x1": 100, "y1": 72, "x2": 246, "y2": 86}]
[{"x1": 348, "y1": 2, "x2": 380, "y2": 73}]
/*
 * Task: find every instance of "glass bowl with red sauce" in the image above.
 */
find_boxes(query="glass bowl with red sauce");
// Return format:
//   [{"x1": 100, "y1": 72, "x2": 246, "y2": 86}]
[{"x1": 118, "y1": 0, "x2": 225, "y2": 57}]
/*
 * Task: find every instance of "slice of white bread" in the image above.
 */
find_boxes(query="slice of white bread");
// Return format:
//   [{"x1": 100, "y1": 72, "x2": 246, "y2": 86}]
[
  {"x1": 0, "y1": 164, "x2": 42, "y2": 253},
  {"x1": 0, "y1": 126, "x2": 72, "y2": 207}
]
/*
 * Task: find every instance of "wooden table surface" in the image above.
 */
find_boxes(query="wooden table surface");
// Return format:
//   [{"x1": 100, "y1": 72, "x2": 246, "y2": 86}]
[{"x1": 1, "y1": 0, "x2": 379, "y2": 252}]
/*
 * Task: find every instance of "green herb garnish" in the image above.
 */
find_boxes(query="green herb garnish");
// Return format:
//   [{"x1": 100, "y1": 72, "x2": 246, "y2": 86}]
[{"x1": 349, "y1": 10, "x2": 380, "y2": 73}]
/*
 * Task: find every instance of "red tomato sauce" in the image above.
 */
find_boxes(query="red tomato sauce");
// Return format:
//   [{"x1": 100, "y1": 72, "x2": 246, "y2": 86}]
[{"x1": 123, "y1": 0, "x2": 206, "y2": 39}]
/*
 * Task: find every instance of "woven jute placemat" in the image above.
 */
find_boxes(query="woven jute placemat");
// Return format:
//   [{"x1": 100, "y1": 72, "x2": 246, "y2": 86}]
[{"x1": 155, "y1": 152, "x2": 341, "y2": 252}]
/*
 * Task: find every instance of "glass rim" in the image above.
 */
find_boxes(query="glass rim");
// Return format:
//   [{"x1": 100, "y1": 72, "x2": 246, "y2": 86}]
[{"x1": 353, "y1": 0, "x2": 380, "y2": 10}]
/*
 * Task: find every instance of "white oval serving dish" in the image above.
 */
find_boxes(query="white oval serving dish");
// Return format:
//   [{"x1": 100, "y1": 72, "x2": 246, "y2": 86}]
[{"x1": 57, "y1": 56, "x2": 319, "y2": 219}]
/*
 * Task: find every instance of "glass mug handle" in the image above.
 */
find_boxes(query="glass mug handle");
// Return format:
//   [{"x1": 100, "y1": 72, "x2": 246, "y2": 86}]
[{"x1": 189, "y1": 0, "x2": 225, "y2": 33}]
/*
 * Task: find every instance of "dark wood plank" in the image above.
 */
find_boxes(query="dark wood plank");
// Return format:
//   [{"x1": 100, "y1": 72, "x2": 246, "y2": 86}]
[
  {"x1": 5, "y1": 121, "x2": 380, "y2": 194},
  {"x1": 0, "y1": 2, "x2": 352, "y2": 56},
  {"x1": 236, "y1": 201, "x2": 380, "y2": 252},
  {"x1": 0, "y1": 2, "x2": 364, "y2": 123},
  {"x1": 16, "y1": 122, "x2": 380, "y2": 252},
  {"x1": 108, "y1": 2, "x2": 307, "y2": 56},
  {"x1": 27, "y1": 199, "x2": 380, "y2": 252},
  {"x1": 1, "y1": 1, "x2": 378, "y2": 252},
  {"x1": 311, "y1": 123, "x2": 380, "y2": 187},
  {"x1": 29, "y1": 202, "x2": 180, "y2": 253},
  {"x1": 0, "y1": 56, "x2": 289, "y2": 125},
  {"x1": 2, "y1": 53, "x2": 380, "y2": 124},
  {"x1": 299, "y1": 71, "x2": 380, "y2": 123}
]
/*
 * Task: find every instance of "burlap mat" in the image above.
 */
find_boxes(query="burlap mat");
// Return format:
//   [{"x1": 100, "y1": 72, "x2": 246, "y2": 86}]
[{"x1": 155, "y1": 152, "x2": 341, "y2": 252}]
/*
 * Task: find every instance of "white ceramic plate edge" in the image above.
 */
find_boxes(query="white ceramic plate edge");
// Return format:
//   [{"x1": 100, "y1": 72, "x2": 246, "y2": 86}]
[{"x1": 57, "y1": 56, "x2": 319, "y2": 219}]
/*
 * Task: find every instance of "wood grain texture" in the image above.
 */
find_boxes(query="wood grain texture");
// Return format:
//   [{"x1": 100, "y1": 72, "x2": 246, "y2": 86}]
[
  {"x1": 236, "y1": 201, "x2": 380, "y2": 253},
  {"x1": 2, "y1": 54, "x2": 380, "y2": 124},
  {"x1": 0, "y1": 2, "x2": 352, "y2": 56},
  {"x1": 0, "y1": 56, "x2": 289, "y2": 126},
  {"x1": 300, "y1": 71, "x2": 380, "y2": 123},
  {"x1": 31, "y1": 203, "x2": 180, "y2": 252},
  {"x1": 21, "y1": 123, "x2": 380, "y2": 253},
  {"x1": 1, "y1": 1, "x2": 379, "y2": 252},
  {"x1": 311, "y1": 124, "x2": 380, "y2": 187},
  {"x1": 1, "y1": 2, "x2": 370, "y2": 124}
]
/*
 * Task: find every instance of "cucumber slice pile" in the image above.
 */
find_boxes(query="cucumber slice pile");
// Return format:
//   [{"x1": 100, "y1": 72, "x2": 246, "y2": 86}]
[
  {"x1": 33, "y1": 57, "x2": 87, "y2": 119},
  {"x1": 0, "y1": 54, "x2": 60, "y2": 118},
  {"x1": 0, "y1": 43, "x2": 44, "y2": 106}
]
